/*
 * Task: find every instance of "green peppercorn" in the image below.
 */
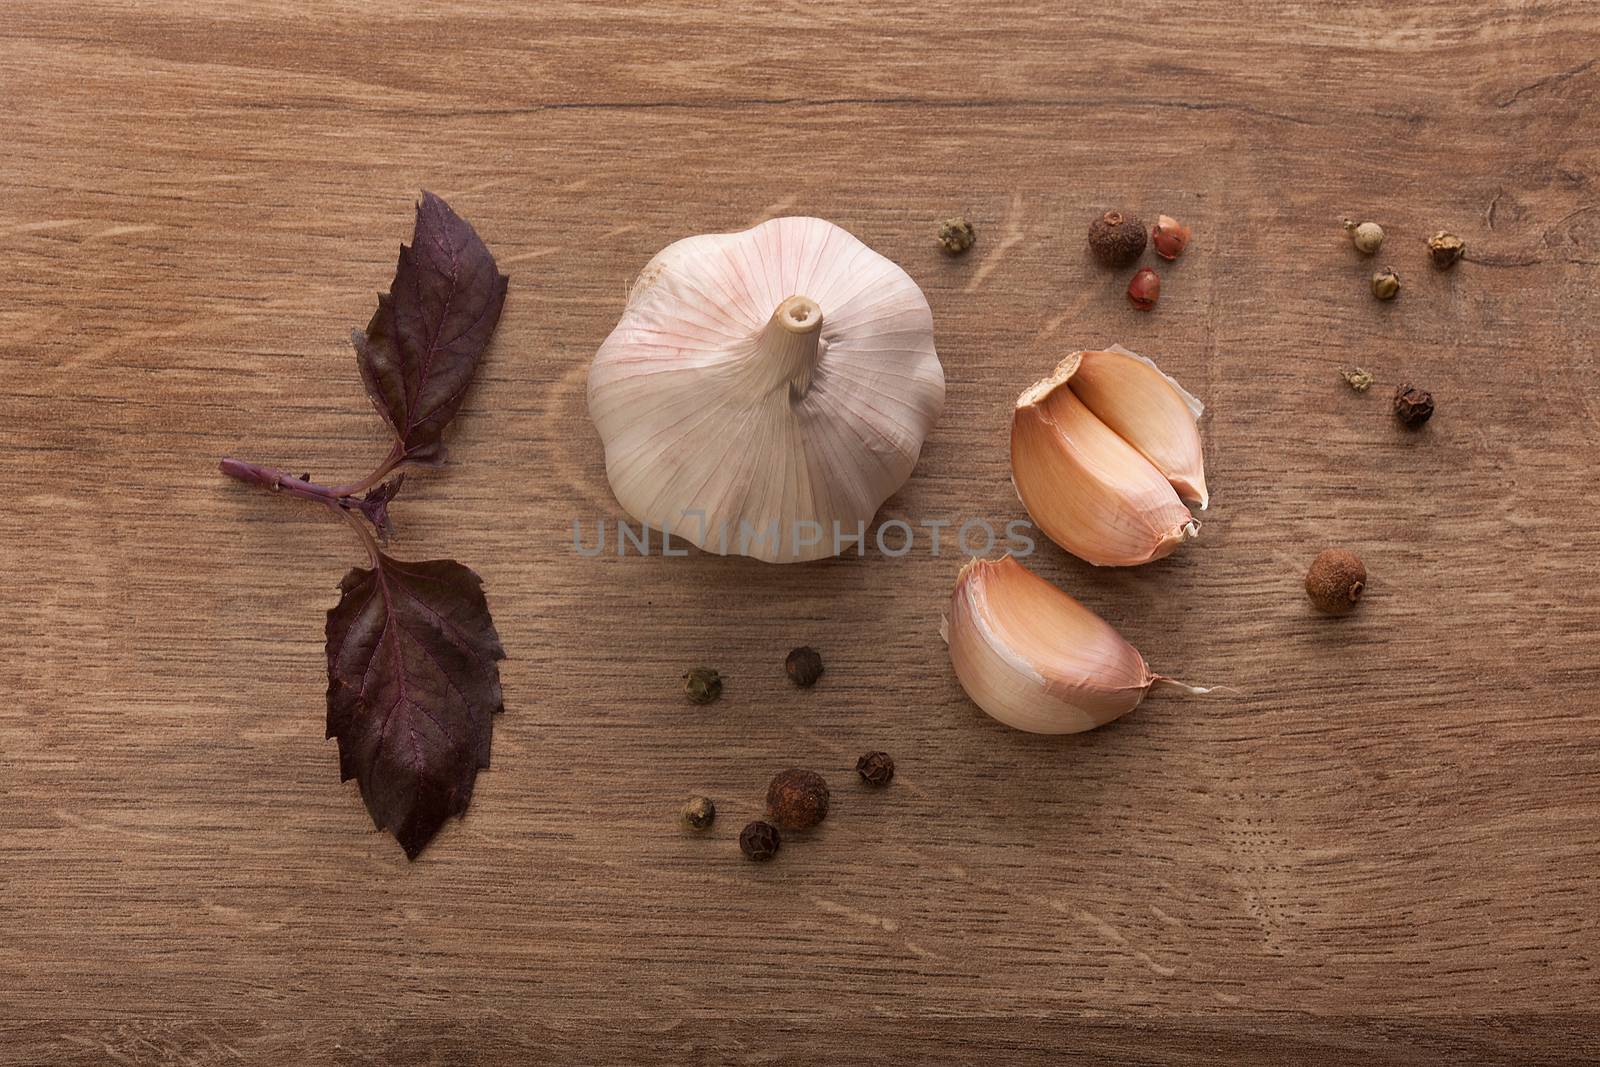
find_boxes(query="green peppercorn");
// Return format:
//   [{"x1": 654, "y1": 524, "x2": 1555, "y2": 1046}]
[
  {"x1": 682, "y1": 667, "x2": 722, "y2": 705},
  {"x1": 937, "y1": 217, "x2": 976, "y2": 256},
  {"x1": 681, "y1": 795, "x2": 716, "y2": 831},
  {"x1": 1370, "y1": 267, "x2": 1400, "y2": 300}
]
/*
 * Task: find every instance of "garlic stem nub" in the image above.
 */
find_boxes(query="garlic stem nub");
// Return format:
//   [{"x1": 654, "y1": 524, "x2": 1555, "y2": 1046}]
[{"x1": 766, "y1": 295, "x2": 823, "y2": 397}]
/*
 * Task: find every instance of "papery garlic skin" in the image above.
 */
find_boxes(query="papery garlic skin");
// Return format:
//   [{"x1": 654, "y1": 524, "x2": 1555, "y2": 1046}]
[
  {"x1": 1012, "y1": 363, "x2": 1198, "y2": 567},
  {"x1": 942, "y1": 555, "x2": 1204, "y2": 734},
  {"x1": 588, "y1": 217, "x2": 945, "y2": 563},
  {"x1": 1066, "y1": 346, "x2": 1208, "y2": 508}
]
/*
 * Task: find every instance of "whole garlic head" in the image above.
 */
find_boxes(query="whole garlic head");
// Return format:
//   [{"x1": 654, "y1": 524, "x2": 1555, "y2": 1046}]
[{"x1": 588, "y1": 217, "x2": 945, "y2": 562}]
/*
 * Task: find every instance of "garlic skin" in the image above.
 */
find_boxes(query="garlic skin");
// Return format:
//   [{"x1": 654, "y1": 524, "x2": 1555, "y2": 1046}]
[
  {"x1": 942, "y1": 555, "x2": 1209, "y2": 734},
  {"x1": 1010, "y1": 347, "x2": 1206, "y2": 566},
  {"x1": 588, "y1": 217, "x2": 945, "y2": 563}
]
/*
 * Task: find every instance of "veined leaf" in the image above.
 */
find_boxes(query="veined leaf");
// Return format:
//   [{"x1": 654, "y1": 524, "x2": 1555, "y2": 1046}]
[
  {"x1": 325, "y1": 552, "x2": 506, "y2": 858},
  {"x1": 354, "y1": 192, "x2": 509, "y2": 462}
]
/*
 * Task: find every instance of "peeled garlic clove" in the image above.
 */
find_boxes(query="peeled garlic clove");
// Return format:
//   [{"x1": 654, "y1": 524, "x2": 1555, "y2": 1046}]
[
  {"x1": 942, "y1": 555, "x2": 1210, "y2": 733},
  {"x1": 587, "y1": 217, "x2": 945, "y2": 563},
  {"x1": 1011, "y1": 360, "x2": 1197, "y2": 567},
  {"x1": 1066, "y1": 345, "x2": 1208, "y2": 508}
]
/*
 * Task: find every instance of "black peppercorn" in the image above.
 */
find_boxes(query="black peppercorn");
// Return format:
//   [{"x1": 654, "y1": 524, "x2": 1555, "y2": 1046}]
[
  {"x1": 784, "y1": 646, "x2": 824, "y2": 687},
  {"x1": 1394, "y1": 384, "x2": 1434, "y2": 428},
  {"x1": 681, "y1": 795, "x2": 716, "y2": 831},
  {"x1": 766, "y1": 769, "x2": 830, "y2": 829},
  {"x1": 682, "y1": 667, "x2": 722, "y2": 705},
  {"x1": 739, "y1": 820, "x2": 780, "y2": 861},
  {"x1": 856, "y1": 751, "x2": 895, "y2": 787}
]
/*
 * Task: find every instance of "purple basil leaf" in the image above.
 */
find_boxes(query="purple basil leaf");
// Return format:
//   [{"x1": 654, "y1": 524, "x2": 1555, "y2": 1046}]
[
  {"x1": 325, "y1": 552, "x2": 505, "y2": 858},
  {"x1": 354, "y1": 192, "x2": 508, "y2": 463}
]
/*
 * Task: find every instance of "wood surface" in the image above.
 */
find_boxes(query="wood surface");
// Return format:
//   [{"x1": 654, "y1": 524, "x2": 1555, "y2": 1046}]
[{"x1": 3, "y1": 1, "x2": 1599, "y2": 1063}]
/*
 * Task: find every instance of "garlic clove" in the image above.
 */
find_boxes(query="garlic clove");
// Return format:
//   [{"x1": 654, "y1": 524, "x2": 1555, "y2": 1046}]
[
  {"x1": 588, "y1": 217, "x2": 945, "y2": 563},
  {"x1": 1066, "y1": 345, "x2": 1208, "y2": 509},
  {"x1": 1011, "y1": 360, "x2": 1198, "y2": 567},
  {"x1": 941, "y1": 555, "x2": 1210, "y2": 733}
]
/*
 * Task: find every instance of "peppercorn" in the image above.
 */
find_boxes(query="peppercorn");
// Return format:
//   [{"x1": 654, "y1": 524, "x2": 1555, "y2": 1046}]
[
  {"x1": 1394, "y1": 384, "x2": 1434, "y2": 428},
  {"x1": 1127, "y1": 268, "x2": 1160, "y2": 310},
  {"x1": 1344, "y1": 218, "x2": 1385, "y2": 255},
  {"x1": 937, "y1": 217, "x2": 976, "y2": 256},
  {"x1": 682, "y1": 667, "x2": 722, "y2": 705},
  {"x1": 1305, "y1": 548, "x2": 1367, "y2": 615},
  {"x1": 1370, "y1": 267, "x2": 1400, "y2": 300},
  {"x1": 765, "y1": 768, "x2": 829, "y2": 830},
  {"x1": 1341, "y1": 367, "x2": 1374, "y2": 393},
  {"x1": 739, "y1": 820, "x2": 780, "y2": 861},
  {"x1": 680, "y1": 795, "x2": 716, "y2": 831},
  {"x1": 1427, "y1": 231, "x2": 1465, "y2": 269},
  {"x1": 1088, "y1": 210, "x2": 1147, "y2": 267},
  {"x1": 784, "y1": 646, "x2": 824, "y2": 687},
  {"x1": 856, "y1": 751, "x2": 895, "y2": 787},
  {"x1": 1150, "y1": 214, "x2": 1191, "y2": 260}
]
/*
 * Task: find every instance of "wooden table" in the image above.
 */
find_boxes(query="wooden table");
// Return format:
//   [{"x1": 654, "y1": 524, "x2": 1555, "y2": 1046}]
[{"x1": 4, "y1": 3, "x2": 1599, "y2": 1062}]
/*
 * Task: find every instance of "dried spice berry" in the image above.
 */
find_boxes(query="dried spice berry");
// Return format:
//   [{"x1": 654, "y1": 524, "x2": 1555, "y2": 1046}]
[
  {"x1": 1341, "y1": 368, "x2": 1374, "y2": 393},
  {"x1": 1370, "y1": 267, "x2": 1400, "y2": 300},
  {"x1": 784, "y1": 646, "x2": 824, "y2": 687},
  {"x1": 683, "y1": 667, "x2": 722, "y2": 705},
  {"x1": 1306, "y1": 548, "x2": 1367, "y2": 615},
  {"x1": 1343, "y1": 218, "x2": 1385, "y2": 255},
  {"x1": 1127, "y1": 268, "x2": 1160, "y2": 310},
  {"x1": 739, "y1": 820, "x2": 780, "y2": 861},
  {"x1": 1394, "y1": 384, "x2": 1434, "y2": 428},
  {"x1": 765, "y1": 768, "x2": 830, "y2": 829},
  {"x1": 856, "y1": 751, "x2": 895, "y2": 787},
  {"x1": 1088, "y1": 210, "x2": 1147, "y2": 267},
  {"x1": 937, "y1": 217, "x2": 976, "y2": 256},
  {"x1": 1151, "y1": 214, "x2": 1191, "y2": 259},
  {"x1": 1427, "y1": 231, "x2": 1465, "y2": 269},
  {"x1": 681, "y1": 795, "x2": 716, "y2": 831}
]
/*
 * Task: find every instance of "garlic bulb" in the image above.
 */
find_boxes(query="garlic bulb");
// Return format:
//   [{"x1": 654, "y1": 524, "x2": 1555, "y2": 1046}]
[
  {"x1": 1011, "y1": 345, "x2": 1207, "y2": 567},
  {"x1": 942, "y1": 554, "x2": 1212, "y2": 733},
  {"x1": 588, "y1": 217, "x2": 945, "y2": 563}
]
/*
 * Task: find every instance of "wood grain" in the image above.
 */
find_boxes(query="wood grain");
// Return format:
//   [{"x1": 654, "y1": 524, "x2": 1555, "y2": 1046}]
[{"x1": 3, "y1": 2, "x2": 1599, "y2": 1062}]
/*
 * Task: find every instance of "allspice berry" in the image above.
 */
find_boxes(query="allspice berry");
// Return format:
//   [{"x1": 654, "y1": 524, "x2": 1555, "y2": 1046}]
[
  {"x1": 765, "y1": 769, "x2": 830, "y2": 830},
  {"x1": 682, "y1": 667, "x2": 722, "y2": 705},
  {"x1": 1088, "y1": 210, "x2": 1147, "y2": 267},
  {"x1": 681, "y1": 795, "x2": 716, "y2": 831},
  {"x1": 739, "y1": 820, "x2": 781, "y2": 861},
  {"x1": 1427, "y1": 231, "x2": 1465, "y2": 269},
  {"x1": 856, "y1": 751, "x2": 895, "y2": 787},
  {"x1": 937, "y1": 217, "x2": 976, "y2": 256},
  {"x1": 1394, "y1": 384, "x2": 1435, "y2": 428},
  {"x1": 1370, "y1": 267, "x2": 1401, "y2": 300},
  {"x1": 1306, "y1": 548, "x2": 1367, "y2": 615},
  {"x1": 784, "y1": 646, "x2": 824, "y2": 687}
]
